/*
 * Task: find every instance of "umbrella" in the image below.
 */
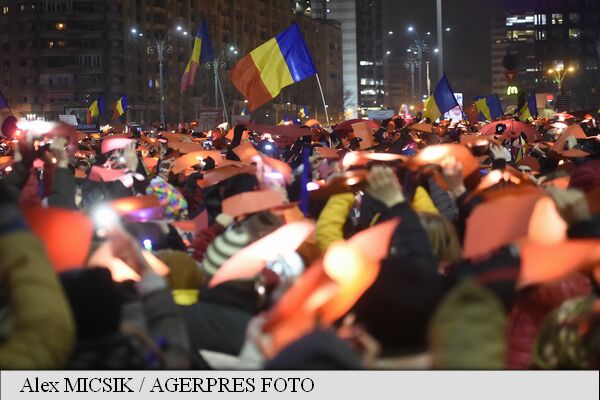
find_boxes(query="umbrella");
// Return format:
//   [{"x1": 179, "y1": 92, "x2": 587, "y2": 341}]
[
  {"x1": 463, "y1": 189, "x2": 567, "y2": 259},
  {"x1": 333, "y1": 119, "x2": 379, "y2": 137},
  {"x1": 553, "y1": 112, "x2": 575, "y2": 121},
  {"x1": 171, "y1": 150, "x2": 224, "y2": 174},
  {"x1": 479, "y1": 120, "x2": 541, "y2": 143},
  {"x1": 221, "y1": 190, "x2": 290, "y2": 218},
  {"x1": 518, "y1": 239, "x2": 600, "y2": 288},
  {"x1": 408, "y1": 122, "x2": 444, "y2": 135},
  {"x1": 247, "y1": 123, "x2": 310, "y2": 139}
]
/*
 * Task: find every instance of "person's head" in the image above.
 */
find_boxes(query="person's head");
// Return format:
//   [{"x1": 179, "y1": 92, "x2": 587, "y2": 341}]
[{"x1": 418, "y1": 212, "x2": 462, "y2": 274}]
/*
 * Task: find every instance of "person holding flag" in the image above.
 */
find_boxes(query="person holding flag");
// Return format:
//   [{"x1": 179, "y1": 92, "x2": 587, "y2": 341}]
[
  {"x1": 230, "y1": 23, "x2": 317, "y2": 111},
  {"x1": 423, "y1": 75, "x2": 459, "y2": 122},
  {"x1": 86, "y1": 96, "x2": 104, "y2": 124},
  {"x1": 181, "y1": 17, "x2": 214, "y2": 93},
  {"x1": 112, "y1": 96, "x2": 127, "y2": 120}
]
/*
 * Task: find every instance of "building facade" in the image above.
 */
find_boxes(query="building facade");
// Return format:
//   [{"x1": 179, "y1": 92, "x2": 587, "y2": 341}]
[
  {"x1": 0, "y1": 0, "x2": 343, "y2": 126},
  {"x1": 311, "y1": 0, "x2": 384, "y2": 118},
  {"x1": 492, "y1": 0, "x2": 600, "y2": 110}
]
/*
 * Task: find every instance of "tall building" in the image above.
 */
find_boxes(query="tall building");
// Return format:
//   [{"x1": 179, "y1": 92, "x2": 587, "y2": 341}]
[
  {"x1": 312, "y1": 0, "x2": 384, "y2": 118},
  {"x1": 383, "y1": 54, "x2": 411, "y2": 113},
  {"x1": 0, "y1": 0, "x2": 343, "y2": 126},
  {"x1": 492, "y1": 0, "x2": 600, "y2": 110}
]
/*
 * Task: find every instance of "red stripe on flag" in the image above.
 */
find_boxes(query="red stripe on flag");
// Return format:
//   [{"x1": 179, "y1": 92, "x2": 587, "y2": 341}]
[
  {"x1": 230, "y1": 55, "x2": 273, "y2": 111},
  {"x1": 181, "y1": 61, "x2": 199, "y2": 93}
]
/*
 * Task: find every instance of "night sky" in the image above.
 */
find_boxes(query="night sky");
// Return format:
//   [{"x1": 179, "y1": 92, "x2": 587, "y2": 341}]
[{"x1": 383, "y1": 0, "x2": 505, "y2": 102}]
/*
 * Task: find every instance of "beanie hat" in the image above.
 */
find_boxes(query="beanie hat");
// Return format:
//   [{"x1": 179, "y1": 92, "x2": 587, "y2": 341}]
[
  {"x1": 568, "y1": 159, "x2": 600, "y2": 193},
  {"x1": 202, "y1": 211, "x2": 282, "y2": 277},
  {"x1": 534, "y1": 296, "x2": 600, "y2": 369},
  {"x1": 145, "y1": 176, "x2": 188, "y2": 219},
  {"x1": 429, "y1": 279, "x2": 506, "y2": 369}
]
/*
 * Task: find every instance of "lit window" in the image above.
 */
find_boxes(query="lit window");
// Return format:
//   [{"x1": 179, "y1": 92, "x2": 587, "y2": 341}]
[
  {"x1": 534, "y1": 14, "x2": 546, "y2": 25},
  {"x1": 506, "y1": 15, "x2": 534, "y2": 26},
  {"x1": 551, "y1": 14, "x2": 563, "y2": 25},
  {"x1": 56, "y1": 22, "x2": 66, "y2": 30},
  {"x1": 536, "y1": 30, "x2": 547, "y2": 40},
  {"x1": 569, "y1": 28, "x2": 582, "y2": 39},
  {"x1": 2, "y1": 6, "x2": 8, "y2": 14}
]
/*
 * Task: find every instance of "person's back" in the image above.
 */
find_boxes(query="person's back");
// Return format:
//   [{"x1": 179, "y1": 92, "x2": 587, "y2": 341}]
[{"x1": 181, "y1": 282, "x2": 258, "y2": 356}]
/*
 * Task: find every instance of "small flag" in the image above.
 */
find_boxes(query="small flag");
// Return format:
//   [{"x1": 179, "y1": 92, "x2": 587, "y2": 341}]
[
  {"x1": 474, "y1": 94, "x2": 503, "y2": 121},
  {"x1": 86, "y1": 97, "x2": 104, "y2": 124},
  {"x1": 423, "y1": 74, "x2": 459, "y2": 122},
  {"x1": 240, "y1": 106, "x2": 249, "y2": 116},
  {"x1": 518, "y1": 92, "x2": 538, "y2": 122},
  {"x1": 299, "y1": 106, "x2": 309, "y2": 119},
  {"x1": 231, "y1": 23, "x2": 317, "y2": 111},
  {"x1": 112, "y1": 96, "x2": 128, "y2": 120},
  {"x1": 0, "y1": 90, "x2": 10, "y2": 111},
  {"x1": 181, "y1": 17, "x2": 214, "y2": 93},
  {"x1": 514, "y1": 135, "x2": 527, "y2": 163}
]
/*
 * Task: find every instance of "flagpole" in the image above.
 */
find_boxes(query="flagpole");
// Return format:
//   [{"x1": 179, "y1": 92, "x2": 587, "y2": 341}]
[
  {"x1": 216, "y1": 70, "x2": 229, "y2": 126},
  {"x1": 315, "y1": 74, "x2": 331, "y2": 129}
]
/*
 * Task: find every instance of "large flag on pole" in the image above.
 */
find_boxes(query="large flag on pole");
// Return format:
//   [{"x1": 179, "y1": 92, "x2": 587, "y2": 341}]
[
  {"x1": 181, "y1": 17, "x2": 214, "y2": 93},
  {"x1": 112, "y1": 96, "x2": 128, "y2": 120},
  {"x1": 475, "y1": 94, "x2": 504, "y2": 121},
  {"x1": 231, "y1": 23, "x2": 317, "y2": 111},
  {"x1": 518, "y1": 92, "x2": 538, "y2": 121},
  {"x1": 86, "y1": 96, "x2": 104, "y2": 124},
  {"x1": 423, "y1": 74, "x2": 459, "y2": 121}
]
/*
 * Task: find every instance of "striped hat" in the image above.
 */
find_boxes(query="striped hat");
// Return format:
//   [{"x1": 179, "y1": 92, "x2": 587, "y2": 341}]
[{"x1": 202, "y1": 211, "x2": 282, "y2": 277}]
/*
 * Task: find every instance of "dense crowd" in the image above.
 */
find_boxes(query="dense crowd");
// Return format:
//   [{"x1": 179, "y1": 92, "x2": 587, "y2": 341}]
[{"x1": 0, "y1": 110, "x2": 599, "y2": 370}]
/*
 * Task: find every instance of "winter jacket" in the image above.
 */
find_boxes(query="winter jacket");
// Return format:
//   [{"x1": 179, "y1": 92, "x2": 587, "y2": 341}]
[
  {"x1": 505, "y1": 273, "x2": 593, "y2": 369},
  {"x1": 181, "y1": 283, "x2": 260, "y2": 356},
  {"x1": 315, "y1": 192, "x2": 355, "y2": 251},
  {"x1": 0, "y1": 231, "x2": 75, "y2": 369},
  {"x1": 48, "y1": 167, "x2": 76, "y2": 209}
]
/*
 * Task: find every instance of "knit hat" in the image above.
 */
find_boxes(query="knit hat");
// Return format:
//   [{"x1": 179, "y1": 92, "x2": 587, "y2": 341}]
[
  {"x1": 534, "y1": 296, "x2": 600, "y2": 369},
  {"x1": 429, "y1": 279, "x2": 506, "y2": 369},
  {"x1": 266, "y1": 329, "x2": 363, "y2": 370},
  {"x1": 145, "y1": 176, "x2": 188, "y2": 219},
  {"x1": 568, "y1": 159, "x2": 600, "y2": 193},
  {"x1": 202, "y1": 211, "x2": 282, "y2": 277}
]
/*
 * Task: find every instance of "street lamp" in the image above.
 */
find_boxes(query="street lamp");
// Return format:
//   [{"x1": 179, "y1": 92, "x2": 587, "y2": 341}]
[
  {"x1": 131, "y1": 26, "x2": 187, "y2": 127},
  {"x1": 405, "y1": 52, "x2": 420, "y2": 102},
  {"x1": 548, "y1": 63, "x2": 575, "y2": 91},
  {"x1": 407, "y1": 26, "x2": 430, "y2": 100}
]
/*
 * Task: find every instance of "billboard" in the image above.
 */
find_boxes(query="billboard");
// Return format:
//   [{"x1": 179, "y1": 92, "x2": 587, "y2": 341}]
[
  {"x1": 444, "y1": 93, "x2": 463, "y2": 123},
  {"x1": 64, "y1": 107, "x2": 98, "y2": 132}
]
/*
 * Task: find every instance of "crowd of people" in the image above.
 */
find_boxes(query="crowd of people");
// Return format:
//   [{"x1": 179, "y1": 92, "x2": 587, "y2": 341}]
[{"x1": 0, "y1": 108, "x2": 599, "y2": 370}]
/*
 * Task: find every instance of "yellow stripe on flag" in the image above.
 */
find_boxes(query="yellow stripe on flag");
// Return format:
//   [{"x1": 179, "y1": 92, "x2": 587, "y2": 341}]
[
  {"x1": 184, "y1": 38, "x2": 202, "y2": 73},
  {"x1": 475, "y1": 98, "x2": 492, "y2": 121},
  {"x1": 250, "y1": 38, "x2": 294, "y2": 98},
  {"x1": 423, "y1": 96, "x2": 441, "y2": 121}
]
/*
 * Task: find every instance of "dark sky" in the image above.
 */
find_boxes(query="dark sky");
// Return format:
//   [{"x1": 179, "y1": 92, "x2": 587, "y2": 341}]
[{"x1": 383, "y1": 0, "x2": 505, "y2": 102}]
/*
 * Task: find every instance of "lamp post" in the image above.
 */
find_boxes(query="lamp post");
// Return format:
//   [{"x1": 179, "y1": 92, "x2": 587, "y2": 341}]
[
  {"x1": 405, "y1": 51, "x2": 420, "y2": 102},
  {"x1": 206, "y1": 45, "x2": 238, "y2": 126},
  {"x1": 548, "y1": 63, "x2": 575, "y2": 92},
  {"x1": 131, "y1": 26, "x2": 187, "y2": 127},
  {"x1": 436, "y1": 0, "x2": 443, "y2": 78},
  {"x1": 407, "y1": 27, "x2": 430, "y2": 100}
]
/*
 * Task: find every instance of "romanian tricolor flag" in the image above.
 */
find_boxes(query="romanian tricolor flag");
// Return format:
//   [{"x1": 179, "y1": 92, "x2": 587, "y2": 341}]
[
  {"x1": 299, "y1": 106, "x2": 309, "y2": 118},
  {"x1": 112, "y1": 96, "x2": 127, "y2": 120},
  {"x1": 181, "y1": 17, "x2": 214, "y2": 93},
  {"x1": 231, "y1": 23, "x2": 317, "y2": 111},
  {"x1": 474, "y1": 94, "x2": 504, "y2": 121},
  {"x1": 518, "y1": 92, "x2": 538, "y2": 122},
  {"x1": 86, "y1": 97, "x2": 104, "y2": 124},
  {"x1": 423, "y1": 75, "x2": 459, "y2": 122}
]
